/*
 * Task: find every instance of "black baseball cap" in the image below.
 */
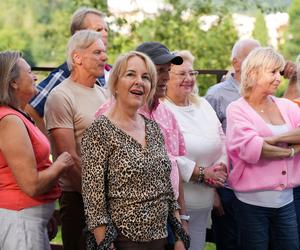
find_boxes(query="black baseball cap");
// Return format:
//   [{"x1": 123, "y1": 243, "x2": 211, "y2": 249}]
[{"x1": 136, "y1": 42, "x2": 183, "y2": 65}]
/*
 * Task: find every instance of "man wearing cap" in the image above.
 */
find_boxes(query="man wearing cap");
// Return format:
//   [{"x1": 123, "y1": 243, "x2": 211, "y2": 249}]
[{"x1": 96, "y1": 42, "x2": 189, "y2": 249}]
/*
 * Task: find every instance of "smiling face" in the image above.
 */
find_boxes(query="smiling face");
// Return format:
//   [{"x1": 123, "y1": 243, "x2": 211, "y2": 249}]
[
  {"x1": 168, "y1": 60, "x2": 196, "y2": 99},
  {"x1": 115, "y1": 56, "x2": 151, "y2": 109},
  {"x1": 12, "y1": 58, "x2": 37, "y2": 105},
  {"x1": 255, "y1": 67, "x2": 282, "y2": 96}
]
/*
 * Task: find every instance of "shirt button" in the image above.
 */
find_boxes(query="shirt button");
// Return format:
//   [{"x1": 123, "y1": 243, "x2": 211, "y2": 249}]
[{"x1": 282, "y1": 170, "x2": 287, "y2": 175}]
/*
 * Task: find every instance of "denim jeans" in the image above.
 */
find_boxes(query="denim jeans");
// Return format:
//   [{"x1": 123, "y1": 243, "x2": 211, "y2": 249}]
[
  {"x1": 293, "y1": 186, "x2": 300, "y2": 248},
  {"x1": 235, "y1": 199, "x2": 298, "y2": 250},
  {"x1": 212, "y1": 188, "x2": 238, "y2": 250}
]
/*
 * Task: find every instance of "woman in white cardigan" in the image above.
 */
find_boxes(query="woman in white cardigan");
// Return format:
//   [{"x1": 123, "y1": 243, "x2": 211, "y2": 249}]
[{"x1": 163, "y1": 50, "x2": 227, "y2": 250}]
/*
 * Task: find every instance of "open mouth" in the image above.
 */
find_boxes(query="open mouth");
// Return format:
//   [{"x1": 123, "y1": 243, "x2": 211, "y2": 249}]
[{"x1": 130, "y1": 89, "x2": 144, "y2": 96}]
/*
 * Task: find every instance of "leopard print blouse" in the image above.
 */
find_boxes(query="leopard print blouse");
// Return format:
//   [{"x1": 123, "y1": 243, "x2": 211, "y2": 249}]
[{"x1": 81, "y1": 115, "x2": 178, "y2": 243}]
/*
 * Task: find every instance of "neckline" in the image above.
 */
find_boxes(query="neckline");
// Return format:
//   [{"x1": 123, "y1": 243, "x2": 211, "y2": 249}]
[
  {"x1": 164, "y1": 95, "x2": 190, "y2": 107},
  {"x1": 242, "y1": 96, "x2": 286, "y2": 126},
  {"x1": 102, "y1": 115, "x2": 148, "y2": 150},
  {"x1": 8, "y1": 105, "x2": 35, "y2": 125}
]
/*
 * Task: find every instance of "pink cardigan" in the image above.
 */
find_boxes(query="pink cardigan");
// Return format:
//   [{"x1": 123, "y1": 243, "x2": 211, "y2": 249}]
[{"x1": 226, "y1": 96, "x2": 300, "y2": 192}]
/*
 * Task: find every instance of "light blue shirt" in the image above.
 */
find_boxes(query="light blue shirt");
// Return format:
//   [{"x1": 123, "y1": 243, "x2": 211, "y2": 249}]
[{"x1": 205, "y1": 74, "x2": 240, "y2": 133}]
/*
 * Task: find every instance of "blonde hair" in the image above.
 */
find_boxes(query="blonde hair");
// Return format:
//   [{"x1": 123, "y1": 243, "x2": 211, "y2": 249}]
[
  {"x1": 70, "y1": 7, "x2": 105, "y2": 35},
  {"x1": 0, "y1": 51, "x2": 22, "y2": 107},
  {"x1": 108, "y1": 51, "x2": 157, "y2": 104},
  {"x1": 241, "y1": 47, "x2": 285, "y2": 98},
  {"x1": 171, "y1": 50, "x2": 200, "y2": 105},
  {"x1": 67, "y1": 30, "x2": 103, "y2": 71}
]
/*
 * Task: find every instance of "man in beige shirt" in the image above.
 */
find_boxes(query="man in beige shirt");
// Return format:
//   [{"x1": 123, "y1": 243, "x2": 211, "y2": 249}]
[{"x1": 44, "y1": 30, "x2": 108, "y2": 250}]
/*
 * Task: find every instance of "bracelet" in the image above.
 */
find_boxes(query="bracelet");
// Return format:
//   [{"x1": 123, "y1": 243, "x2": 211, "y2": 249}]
[
  {"x1": 197, "y1": 166, "x2": 205, "y2": 184},
  {"x1": 180, "y1": 214, "x2": 191, "y2": 222},
  {"x1": 290, "y1": 147, "x2": 295, "y2": 158}
]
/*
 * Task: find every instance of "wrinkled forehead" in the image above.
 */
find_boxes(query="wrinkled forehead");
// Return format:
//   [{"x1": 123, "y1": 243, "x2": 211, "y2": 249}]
[{"x1": 83, "y1": 13, "x2": 107, "y2": 29}]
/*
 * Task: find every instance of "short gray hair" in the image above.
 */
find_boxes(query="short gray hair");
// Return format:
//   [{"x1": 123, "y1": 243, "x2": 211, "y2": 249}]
[
  {"x1": 231, "y1": 39, "x2": 261, "y2": 60},
  {"x1": 66, "y1": 30, "x2": 103, "y2": 71},
  {"x1": 70, "y1": 7, "x2": 105, "y2": 35}
]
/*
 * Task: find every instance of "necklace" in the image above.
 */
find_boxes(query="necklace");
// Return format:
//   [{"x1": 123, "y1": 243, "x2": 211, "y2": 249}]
[{"x1": 9, "y1": 105, "x2": 35, "y2": 125}]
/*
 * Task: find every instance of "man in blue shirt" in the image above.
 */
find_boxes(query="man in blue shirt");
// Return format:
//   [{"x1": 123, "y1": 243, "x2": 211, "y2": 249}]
[{"x1": 25, "y1": 7, "x2": 111, "y2": 134}]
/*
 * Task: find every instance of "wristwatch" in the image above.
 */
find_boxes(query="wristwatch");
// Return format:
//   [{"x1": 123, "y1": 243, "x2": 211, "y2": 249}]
[{"x1": 180, "y1": 214, "x2": 190, "y2": 222}]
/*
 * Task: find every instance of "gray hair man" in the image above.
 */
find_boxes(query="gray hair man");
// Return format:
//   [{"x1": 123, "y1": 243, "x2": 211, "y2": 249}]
[
  {"x1": 205, "y1": 38, "x2": 261, "y2": 250},
  {"x1": 25, "y1": 7, "x2": 110, "y2": 135},
  {"x1": 44, "y1": 30, "x2": 108, "y2": 250}
]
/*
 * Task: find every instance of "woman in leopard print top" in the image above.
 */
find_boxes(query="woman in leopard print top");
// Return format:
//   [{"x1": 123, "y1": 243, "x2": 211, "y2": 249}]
[{"x1": 81, "y1": 51, "x2": 188, "y2": 250}]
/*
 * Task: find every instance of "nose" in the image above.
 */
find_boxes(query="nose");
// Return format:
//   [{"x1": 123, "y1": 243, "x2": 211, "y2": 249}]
[
  {"x1": 163, "y1": 71, "x2": 170, "y2": 82},
  {"x1": 275, "y1": 71, "x2": 281, "y2": 80},
  {"x1": 101, "y1": 29, "x2": 108, "y2": 47},
  {"x1": 100, "y1": 51, "x2": 108, "y2": 62}
]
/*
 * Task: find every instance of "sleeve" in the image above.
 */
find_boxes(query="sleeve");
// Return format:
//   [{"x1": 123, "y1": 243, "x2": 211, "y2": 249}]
[
  {"x1": 44, "y1": 89, "x2": 74, "y2": 130},
  {"x1": 29, "y1": 68, "x2": 67, "y2": 117},
  {"x1": 176, "y1": 156, "x2": 195, "y2": 183},
  {"x1": 215, "y1": 124, "x2": 228, "y2": 165},
  {"x1": 170, "y1": 111, "x2": 186, "y2": 156},
  {"x1": 81, "y1": 121, "x2": 111, "y2": 231},
  {"x1": 95, "y1": 98, "x2": 115, "y2": 119},
  {"x1": 226, "y1": 102, "x2": 264, "y2": 164}
]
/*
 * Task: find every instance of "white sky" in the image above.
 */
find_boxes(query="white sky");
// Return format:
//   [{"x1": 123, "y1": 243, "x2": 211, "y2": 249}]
[{"x1": 108, "y1": 0, "x2": 161, "y2": 13}]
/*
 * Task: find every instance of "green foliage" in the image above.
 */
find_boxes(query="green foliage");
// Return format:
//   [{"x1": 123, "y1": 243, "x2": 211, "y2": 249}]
[
  {"x1": 283, "y1": 0, "x2": 300, "y2": 61},
  {"x1": 252, "y1": 10, "x2": 268, "y2": 46},
  {"x1": 108, "y1": 3, "x2": 238, "y2": 94}
]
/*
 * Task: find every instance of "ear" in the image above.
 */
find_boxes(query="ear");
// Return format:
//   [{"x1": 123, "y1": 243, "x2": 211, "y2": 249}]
[
  {"x1": 10, "y1": 80, "x2": 18, "y2": 90},
  {"x1": 232, "y1": 58, "x2": 240, "y2": 71},
  {"x1": 73, "y1": 51, "x2": 82, "y2": 65}
]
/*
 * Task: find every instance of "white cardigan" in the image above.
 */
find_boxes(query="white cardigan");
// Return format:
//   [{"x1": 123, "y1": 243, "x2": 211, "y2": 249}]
[{"x1": 164, "y1": 97, "x2": 227, "y2": 209}]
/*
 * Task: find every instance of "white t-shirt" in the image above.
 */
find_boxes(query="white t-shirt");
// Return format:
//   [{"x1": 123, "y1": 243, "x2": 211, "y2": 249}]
[{"x1": 164, "y1": 97, "x2": 227, "y2": 209}]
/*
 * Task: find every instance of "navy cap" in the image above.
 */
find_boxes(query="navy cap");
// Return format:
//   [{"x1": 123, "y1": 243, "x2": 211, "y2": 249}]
[{"x1": 136, "y1": 42, "x2": 183, "y2": 65}]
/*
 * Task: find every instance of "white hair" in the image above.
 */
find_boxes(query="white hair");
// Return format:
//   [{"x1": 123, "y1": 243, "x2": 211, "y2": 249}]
[{"x1": 231, "y1": 39, "x2": 261, "y2": 60}]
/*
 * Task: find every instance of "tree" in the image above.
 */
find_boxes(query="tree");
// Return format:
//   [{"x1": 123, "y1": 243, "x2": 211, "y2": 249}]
[
  {"x1": 283, "y1": 0, "x2": 300, "y2": 61},
  {"x1": 107, "y1": 0, "x2": 238, "y2": 94},
  {"x1": 252, "y1": 9, "x2": 268, "y2": 46}
]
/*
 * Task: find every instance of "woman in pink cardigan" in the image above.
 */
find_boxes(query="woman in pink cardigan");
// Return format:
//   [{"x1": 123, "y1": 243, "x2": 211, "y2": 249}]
[{"x1": 226, "y1": 47, "x2": 300, "y2": 250}]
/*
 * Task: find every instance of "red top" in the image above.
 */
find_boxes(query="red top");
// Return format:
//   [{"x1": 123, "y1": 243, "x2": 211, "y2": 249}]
[{"x1": 0, "y1": 106, "x2": 60, "y2": 210}]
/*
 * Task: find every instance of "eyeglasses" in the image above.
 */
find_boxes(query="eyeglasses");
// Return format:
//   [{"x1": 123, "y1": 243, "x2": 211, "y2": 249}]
[{"x1": 170, "y1": 70, "x2": 199, "y2": 79}]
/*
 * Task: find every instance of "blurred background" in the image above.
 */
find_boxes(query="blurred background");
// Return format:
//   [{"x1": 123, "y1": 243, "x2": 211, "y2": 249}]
[{"x1": 0, "y1": 0, "x2": 296, "y2": 94}]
